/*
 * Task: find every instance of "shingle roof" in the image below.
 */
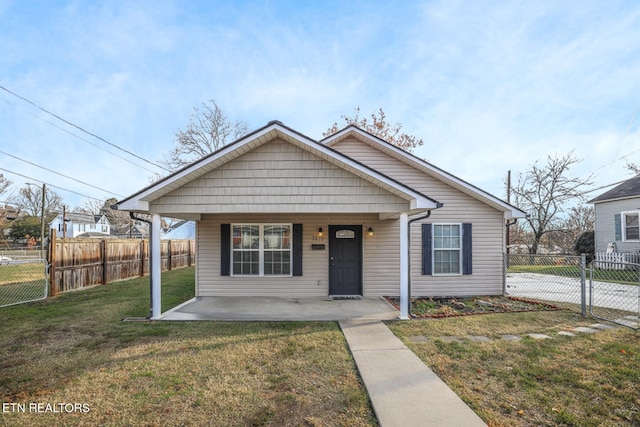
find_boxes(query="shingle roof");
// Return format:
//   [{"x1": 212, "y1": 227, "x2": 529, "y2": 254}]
[{"x1": 588, "y1": 174, "x2": 640, "y2": 203}]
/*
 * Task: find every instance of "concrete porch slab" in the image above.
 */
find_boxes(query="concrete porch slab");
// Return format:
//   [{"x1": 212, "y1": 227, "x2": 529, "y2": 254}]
[{"x1": 160, "y1": 296, "x2": 399, "y2": 321}]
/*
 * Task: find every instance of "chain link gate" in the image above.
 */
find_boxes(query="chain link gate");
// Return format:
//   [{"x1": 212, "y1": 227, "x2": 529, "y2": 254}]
[
  {"x1": 0, "y1": 258, "x2": 48, "y2": 308},
  {"x1": 589, "y1": 261, "x2": 640, "y2": 330},
  {"x1": 505, "y1": 254, "x2": 640, "y2": 330}
]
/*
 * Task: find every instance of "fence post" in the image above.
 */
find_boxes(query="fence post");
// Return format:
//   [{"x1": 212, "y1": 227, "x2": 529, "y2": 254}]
[
  {"x1": 101, "y1": 239, "x2": 108, "y2": 285},
  {"x1": 502, "y1": 252, "x2": 507, "y2": 295},
  {"x1": 580, "y1": 253, "x2": 587, "y2": 317},
  {"x1": 49, "y1": 229, "x2": 57, "y2": 297},
  {"x1": 167, "y1": 240, "x2": 172, "y2": 271},
  {"x1": 139, "y1": 240, "x2": 145, "y2": 277}
]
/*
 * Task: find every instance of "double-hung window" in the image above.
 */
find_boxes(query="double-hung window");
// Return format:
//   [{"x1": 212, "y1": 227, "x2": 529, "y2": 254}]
[
  {"x1": 232, "y1": 224, "x2": 291, "y2": 276},
  {"x1": 623, "y1": 212, "x2": 639, "y2": 241},
  {"x1": 433, "y1": 224, "x2": 461, "y2": 275},
  {"x1": 423, "y1": 222, "x2": 472, "y2": 276}
]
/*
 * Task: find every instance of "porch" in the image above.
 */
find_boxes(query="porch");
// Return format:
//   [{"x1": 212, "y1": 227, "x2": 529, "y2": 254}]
[{"x1": 160, "y1": 296, "x2": 399, "y2": 321}]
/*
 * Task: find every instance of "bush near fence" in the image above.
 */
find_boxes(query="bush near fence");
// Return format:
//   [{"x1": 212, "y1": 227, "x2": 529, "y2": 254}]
[{"x1": 49, "y1": 231, "x2": 194, "y2": 296}]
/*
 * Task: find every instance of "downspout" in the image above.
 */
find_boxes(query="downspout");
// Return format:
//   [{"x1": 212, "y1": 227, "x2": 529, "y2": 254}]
[{"x1": 406, "y1": 202, "x2": 443, "y2": 318}]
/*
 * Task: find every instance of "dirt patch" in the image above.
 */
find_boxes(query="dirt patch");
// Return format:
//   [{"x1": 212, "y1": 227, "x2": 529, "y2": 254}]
[{"x1": 385, "y1": 296, "x2": 562, "y2": 318}]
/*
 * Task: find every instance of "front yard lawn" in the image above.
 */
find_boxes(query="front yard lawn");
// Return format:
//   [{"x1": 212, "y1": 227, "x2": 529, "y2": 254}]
[
  {"x1": 388, "y1": 311, "x2": 640, "y2": 426},
  {"x1": 0, "y1": 267, "x2": 376, "y2": 427}
]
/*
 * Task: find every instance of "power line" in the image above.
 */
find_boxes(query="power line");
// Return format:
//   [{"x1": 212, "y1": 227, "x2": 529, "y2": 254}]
[
  {"x1": 0, "y1": 84, "x2": 170, "y2": 172},
  {"x1": 0, "y1": 167, "x2": 107, "y2": 202},
  {"x1": 0, "y1": 150, "x2": 123, "y2": 197},
  {"x1": 0, "y1": 97, "x2": 162, "y2": 175},
  {"x1": 580, "y1": 179, "x2": 628, "y2": 195}
]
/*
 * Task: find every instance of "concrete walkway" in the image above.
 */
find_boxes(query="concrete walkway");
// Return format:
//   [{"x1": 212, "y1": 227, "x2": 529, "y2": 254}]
[{"x1": 340, "y1": 319, "x2": 487, "y2": 427}]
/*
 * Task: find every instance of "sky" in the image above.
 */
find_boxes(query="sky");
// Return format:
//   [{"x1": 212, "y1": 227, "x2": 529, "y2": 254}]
[{"x1": 1, "y1": 0, "x2": 640, "y2": 212}]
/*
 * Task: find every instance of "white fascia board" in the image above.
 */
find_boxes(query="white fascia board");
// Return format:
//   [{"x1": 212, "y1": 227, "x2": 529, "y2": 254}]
[
  {"x1": 115, "y1": 199, "x2": 149, "y2": 212},
  {"x1": 504, "y1": 210, "x2": 527, "y2": 220},
  {"x1": 591, "y1": 195, "x2": 640, "y2": 204},
  {"x1": 411, "y1": 198, "x2": 440, "y2": 210}
]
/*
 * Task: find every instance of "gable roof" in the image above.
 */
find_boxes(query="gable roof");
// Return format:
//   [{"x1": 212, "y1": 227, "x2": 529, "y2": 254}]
[
  {"x1": 321, "y1": 125, "x2": 527, "y2": 219},
  {"x1": 115, "y1": 121, "x2": 441, "y2": 216},
  {"x1": 588, "y1": 174, "x2": 640, "y2": 204},
  {"x1": 51, "y1": 212, "x2": 107, "y2": 225}
]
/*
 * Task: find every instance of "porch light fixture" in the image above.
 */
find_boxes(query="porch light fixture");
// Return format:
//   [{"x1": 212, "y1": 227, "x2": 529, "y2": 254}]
[
  {"x1": 368, "y1": 227, "x2": 374, "y2": 237},
  {"x1": 318, "y1": 227, "x2": 323, "y2": 237}
]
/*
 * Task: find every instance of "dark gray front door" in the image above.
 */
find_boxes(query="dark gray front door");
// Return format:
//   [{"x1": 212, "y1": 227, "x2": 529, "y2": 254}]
[{"x1": 329, "y1": 225, "x2": 362, "y2": 296}]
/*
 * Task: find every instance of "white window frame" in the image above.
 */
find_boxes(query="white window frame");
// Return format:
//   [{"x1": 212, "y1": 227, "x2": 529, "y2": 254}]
[
  {"x1": 622, "y1": 211, "x2": 640, "y2": 241},
  {"x1": 231, "y1": 223, "x2": 293, "y2": 277},
  {"x1": 432, "y1": 223, "x2": 462, "y2": 276}
]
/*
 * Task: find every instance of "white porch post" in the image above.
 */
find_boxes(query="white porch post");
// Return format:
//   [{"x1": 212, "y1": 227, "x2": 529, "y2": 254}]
[
  {"x1": 399, "y1": 212, "x2": 409, "y2": 320},
  {"x1": 150, "y1": 213, "x2": 162, "y2": 320}
]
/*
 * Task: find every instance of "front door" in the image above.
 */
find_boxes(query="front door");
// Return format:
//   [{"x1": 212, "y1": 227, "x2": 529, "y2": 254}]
[{"x1": 329, "y1": 225, "x2": 362, "y2": 296}]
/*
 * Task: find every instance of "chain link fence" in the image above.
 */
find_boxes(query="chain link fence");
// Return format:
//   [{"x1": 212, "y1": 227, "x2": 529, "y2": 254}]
[
  {"x1": 505, "y1": 254, "x2": 639, "y2": 330},
  {"x1": 590, "y1": 261, "x2": 640, "y2": 329},
  {"x1": 0, "y1": 259, "x2": 48, "y2": 308}
]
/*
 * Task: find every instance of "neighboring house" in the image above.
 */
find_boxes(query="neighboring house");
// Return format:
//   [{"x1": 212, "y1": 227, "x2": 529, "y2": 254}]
[
  {"x1": 111, "y1": 221, "x2": 148, "y2": 239},
  {"x1": 588, "y1": 174, "x2": 640, "y2": 261},
  {"x1": 0, "y1": 205, "x2": 22, "y2": 222},
  {"x1": 115, "y1": 121, "x2": 526, "y2": 318},
  {"x1": 0, "y1": 205, "x2": 23, "y2": 239},
  {"x1": 49, "y1": 212, "x2": 111, "y2": 238}
]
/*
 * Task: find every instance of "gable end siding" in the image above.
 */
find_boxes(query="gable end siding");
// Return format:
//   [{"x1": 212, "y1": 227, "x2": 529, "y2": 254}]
[{"x1": 151, "y1": 140, "x2": 410, "y2": 214}]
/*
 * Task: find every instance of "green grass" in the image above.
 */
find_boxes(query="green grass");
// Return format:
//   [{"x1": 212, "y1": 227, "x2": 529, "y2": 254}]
[
  {"x1": 0, "y1": 267, "x2": 376, "y2": 427},
  {"x1": 508, "y1": 264, "x2": 639, "y2": 286},
  {"x1": 0, "y1": 262, "x2": 46, "y2": 285},
  {"x1": 388, "y1": 311, "x2": 640, "y2": 426}
]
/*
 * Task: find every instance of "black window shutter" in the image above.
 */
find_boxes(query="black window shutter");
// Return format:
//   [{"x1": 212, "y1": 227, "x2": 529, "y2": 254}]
[
  {"x1": 422, "y1": 223, "x2": 432, "y2": 275},
  {"x1": 221, "y1": 224, "x2": 230, "y2": 276},
  {"x1": 293, "y1": 223, "x2": 303, "y2": 276},
  {"x1": 462, "y1": 223, "x2": 472, "y2": 275},
  {"x1": 614, "y1": 214, "x2": 622, "y2": 241}
]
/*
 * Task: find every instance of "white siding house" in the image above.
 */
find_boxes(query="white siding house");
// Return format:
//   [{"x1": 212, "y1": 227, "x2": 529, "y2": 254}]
[
  {"x1": 115, "y1": 121, "x2": 526, "y2": 318},
  {"x1": 589, "y1": 175, "x2": 640, "y2": 261},
  {"x1": 49, "y1": 212, "x2": 111, "y2": 238}
]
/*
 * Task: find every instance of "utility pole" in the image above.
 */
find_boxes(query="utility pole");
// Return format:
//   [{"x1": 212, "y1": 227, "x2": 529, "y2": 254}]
[
  {"x1": 506, "y1": 171, "x2": 511, "y2": 255},
  {"x1": 62, "y1": 205, "x2": 67, "y2": 238},
  {"x1": 40, "y1": 183, "x2": 46, "y2": 250}
]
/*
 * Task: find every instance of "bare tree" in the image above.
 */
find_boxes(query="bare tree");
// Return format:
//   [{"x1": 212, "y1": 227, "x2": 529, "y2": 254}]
[
  {"x1": 625, "y1": 161, "x2": 640, "y2": 175},
  {"x1": 510, "y1": 151, "x2": 592, "y2": 254},
  {"x1": 0, "y1": 174, "x2": 11, "y2": 197},
  {"x1": 543, "y1": 205, "x2": 595, "y2": 254},
  {"x1": 164, "y1": 100, "x2": 249, "y2": 171},
  {"x1": 13, "y1": 184, "x2": 62, "y2": 221},
  {"x1": 323, "y1": 107, "x2": 423, "y2": 153}
]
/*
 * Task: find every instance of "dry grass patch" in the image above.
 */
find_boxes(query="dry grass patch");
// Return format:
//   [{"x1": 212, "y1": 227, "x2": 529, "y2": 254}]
[
  {"x1": 1, "y1": 268, "x2": 376, "y2": 426},
  {"x1": 387, "y1": 311, "x2": 640, "y2": 426}
]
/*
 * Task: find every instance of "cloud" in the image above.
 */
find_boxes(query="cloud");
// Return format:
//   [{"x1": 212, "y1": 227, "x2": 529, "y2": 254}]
[{"x1": 2, "y1": 0, "x2": 640, "y2": 209}]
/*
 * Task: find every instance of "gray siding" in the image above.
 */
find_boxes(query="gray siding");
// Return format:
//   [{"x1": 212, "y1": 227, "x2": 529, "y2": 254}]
[
  {"x1": 593, "y1": 198, "x2": 640, "y2": 253},
  {"x1": 331, "y1": 138, "x2": 506, "y2": 296},
  {"x1": 151, "y1": 139, "x2": 410, "y2": 214},
  {"x1": 197, "y1": 213, "x2": 402, "y2": 297}
]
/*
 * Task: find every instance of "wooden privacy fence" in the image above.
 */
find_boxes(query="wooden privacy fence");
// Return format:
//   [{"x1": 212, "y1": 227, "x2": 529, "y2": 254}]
[{"x1": 48, "y1": 230, "x2": 195, "y2": 296}]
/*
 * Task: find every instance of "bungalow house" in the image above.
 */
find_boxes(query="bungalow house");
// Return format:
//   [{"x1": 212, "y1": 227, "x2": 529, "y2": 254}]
[
  {"x1": 588, "y1": 174, "x2": 640, "y2": 263},
  {"x1": 49, "y1": 212, "x2": 111, "y2": 238},
  {"x1": 114, "y1": 121, "x2": 526, "y2": 319}
]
